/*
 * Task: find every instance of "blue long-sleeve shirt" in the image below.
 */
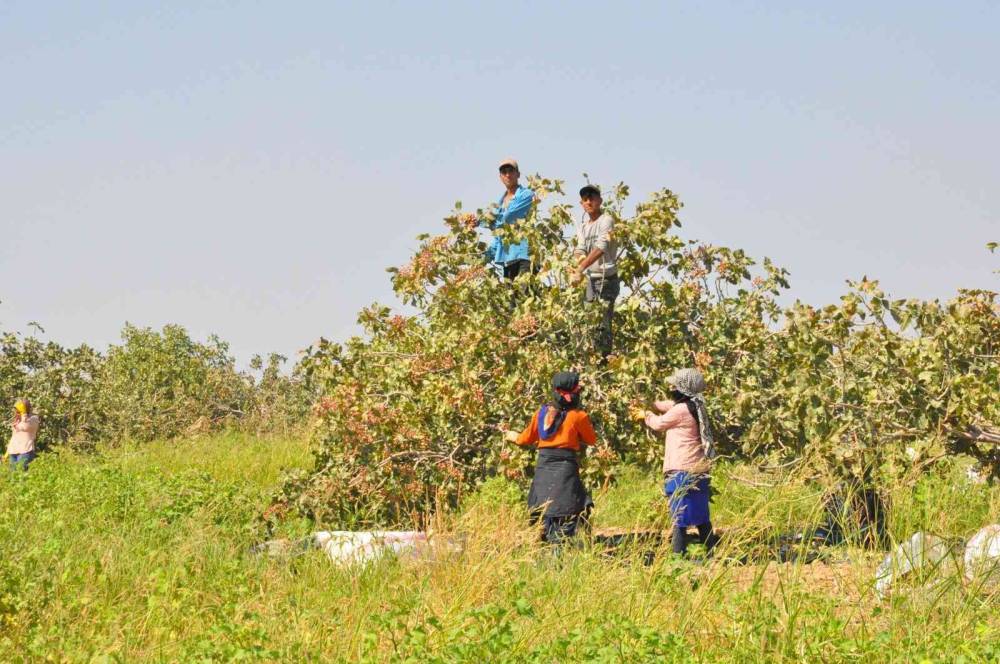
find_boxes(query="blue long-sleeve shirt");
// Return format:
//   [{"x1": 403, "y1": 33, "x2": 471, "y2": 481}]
[{"x1": 485, "y1": 185, "x2": 535, "y2": 265}]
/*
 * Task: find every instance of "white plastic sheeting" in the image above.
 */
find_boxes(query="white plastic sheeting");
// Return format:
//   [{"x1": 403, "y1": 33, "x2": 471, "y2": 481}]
[
  {"x1": 874, "y1": 525, "x2": 1000, "y2": 597},
  {"x1": 964, "y1": 524, "x2": 1000, "y2": 583},
  {"x1": 874, "y1": 532, "x2": 956, "y2": 598},
  {"x1": 313, "y1": 530, "x2": 431, "y2": 565},
  {"x1": 252, "y1": 531, "x2": 458, "y2": 567}
]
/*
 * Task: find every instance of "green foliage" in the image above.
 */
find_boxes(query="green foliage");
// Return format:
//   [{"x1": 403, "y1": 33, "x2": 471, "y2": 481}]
[
  {"x1": 720, "y1": 280, "x2": 1000, "y2": 485},
  {"x1": 0, "y1": 323, "x2": 311, "y2": 448},
  {"x1": 0, "y1": 330, "x2": 103, "y2": 448},
  {"x1": 2, "y1": 437, "x2": 1000, "y2": 661},
  {"x1": 287, "y1": 177, "x2": 999, "y2": 527},
  {"x1": 463, "y1": 475, "x2": 524, "y2": 512},
  {"x1": 361, "y1": 597, "x2": 693, "y2": 663},
  {"x1": 0, "y1": 434, "x2": 308, "y2": 660},
  {"x1": 248, "y1": 351, "x2": 311, "y2": 434},
  {"x1": 95, "y1": 324, "x2": 258, "y2": 441}
]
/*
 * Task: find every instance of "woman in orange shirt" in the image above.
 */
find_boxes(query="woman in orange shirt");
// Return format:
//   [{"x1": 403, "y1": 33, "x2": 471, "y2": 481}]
[{"x1": 506, "y1": 371, "x2": 596, "y2": 543}]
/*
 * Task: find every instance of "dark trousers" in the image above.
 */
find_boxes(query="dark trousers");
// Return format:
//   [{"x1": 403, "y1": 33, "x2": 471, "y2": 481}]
[
  {"x1": 503, "y1": 259, "x2": 532, "y2": 280},
  {"x1": 503, "y1": 259, "x2": 538, "y2": 310},
  {"x1": 585, "y1": 274, "x2": 620, "y2": 357},
  {"x1": 671, "y1": 522, "x2": 717, "y2": 556},
  {"x1": 542, "y1": 515, "x2": 580, "y2": 543}
]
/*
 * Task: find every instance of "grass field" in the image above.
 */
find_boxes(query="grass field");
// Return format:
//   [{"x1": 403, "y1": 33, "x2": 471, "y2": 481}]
[{"x1": 2, "y1": 434, "x2": 1000, "y2": 662}]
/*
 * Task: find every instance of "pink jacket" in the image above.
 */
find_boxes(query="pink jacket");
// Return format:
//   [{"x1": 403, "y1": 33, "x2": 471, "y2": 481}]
[
  {"x1": 644, "y1": 400, "x2": 708, "y2": 474},
  {"x1": 8, "y1": 415, "x2": 40, "y2": 455}
]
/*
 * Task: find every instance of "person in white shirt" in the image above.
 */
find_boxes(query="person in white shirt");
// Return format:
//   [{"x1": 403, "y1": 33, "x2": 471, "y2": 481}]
[{"x1": 571, "y1": 184, "x2": 619, "y2": 358}]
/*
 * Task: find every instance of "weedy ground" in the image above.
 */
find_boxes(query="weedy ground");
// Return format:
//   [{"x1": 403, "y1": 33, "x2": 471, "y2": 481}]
[{"x1": 2, "y1": 434, "x2": 999, "y2": 662}]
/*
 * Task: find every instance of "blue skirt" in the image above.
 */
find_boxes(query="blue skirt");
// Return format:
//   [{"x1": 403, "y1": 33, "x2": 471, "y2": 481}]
[{"x1": 663, "y1": 472, "x2": 711, "y2": 528}]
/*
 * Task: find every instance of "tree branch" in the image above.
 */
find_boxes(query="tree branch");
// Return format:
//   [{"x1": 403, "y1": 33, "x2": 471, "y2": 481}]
[{"x1": 955, "y1": 425, "x2": 1000, "y2": 445}]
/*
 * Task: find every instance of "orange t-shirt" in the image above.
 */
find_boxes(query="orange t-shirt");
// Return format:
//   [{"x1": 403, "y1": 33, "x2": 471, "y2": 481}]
[{"x1": 516, "y1": 408, "x2": 596, "y2": 452}]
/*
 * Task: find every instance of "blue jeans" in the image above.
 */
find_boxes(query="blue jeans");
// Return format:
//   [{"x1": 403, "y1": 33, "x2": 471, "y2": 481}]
[{"x1": 8, "y1": 451, "x2": 36, "y2": 472}]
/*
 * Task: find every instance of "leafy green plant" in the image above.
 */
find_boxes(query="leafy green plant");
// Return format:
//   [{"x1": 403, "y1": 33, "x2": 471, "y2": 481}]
[
  {"x1": 0, "y1": 322, "x2": 311, "y2": 448},
  {"x1": 0, "y1": 330, "x2": 103, "y2": 448},
  {"x1": 3, "y1": 435, "x2": 1000, "y2": 661},
  {"x1": 93, "y1": 324, "x2": 257, "y2": 441}
]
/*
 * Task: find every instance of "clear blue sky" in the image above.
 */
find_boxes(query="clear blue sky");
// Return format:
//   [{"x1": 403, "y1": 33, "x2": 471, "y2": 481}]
[{"x1": 2, "y1": 2, "x2": 997, "y2": 365}]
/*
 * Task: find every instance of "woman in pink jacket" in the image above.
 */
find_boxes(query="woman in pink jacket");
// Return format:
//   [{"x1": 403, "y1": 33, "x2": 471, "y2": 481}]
[
  {"x1": 638, "y1": 369, "x2": 717, "y2": 556},
  {"x1": 6, "y1": 398, "x2": 40, "y2": 471}
]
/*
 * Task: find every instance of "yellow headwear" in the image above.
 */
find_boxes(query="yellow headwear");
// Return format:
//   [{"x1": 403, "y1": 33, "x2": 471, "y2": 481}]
[{"x1": 14, "y1": 400, "x2": 27, "y2": 415}]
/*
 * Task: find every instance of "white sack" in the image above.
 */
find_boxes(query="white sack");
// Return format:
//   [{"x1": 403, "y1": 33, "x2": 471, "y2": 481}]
[
  {"x1": 964, "y1": 524, "x2": 1000, "y2": 583},
  {"x1": 874, "y1": 532, "x2": 953, "y2": 598}
]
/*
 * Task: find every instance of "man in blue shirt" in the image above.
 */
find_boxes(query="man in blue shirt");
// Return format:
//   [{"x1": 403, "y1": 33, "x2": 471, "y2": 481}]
[{"x1": 486, "y1": 158, "x2": 536, "y2": 279}]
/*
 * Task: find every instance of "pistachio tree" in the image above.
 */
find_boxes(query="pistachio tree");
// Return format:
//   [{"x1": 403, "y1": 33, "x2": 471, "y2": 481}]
[{"x1": 281, "y1": 180, "x2": 999, "y2": 528}]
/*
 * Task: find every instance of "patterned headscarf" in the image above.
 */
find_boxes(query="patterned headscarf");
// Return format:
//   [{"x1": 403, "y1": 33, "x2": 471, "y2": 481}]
[
  {"x1": 668, "y1": 368, "x2": 715, "y2": 459},
  {"x1": 539, "y1": 371, "x2": 581, "y2": 440}
]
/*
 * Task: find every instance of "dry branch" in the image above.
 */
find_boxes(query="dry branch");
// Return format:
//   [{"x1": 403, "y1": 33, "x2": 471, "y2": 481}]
[{"x1": 956, "y1": 425, "x2": 1000, "y2": 446}]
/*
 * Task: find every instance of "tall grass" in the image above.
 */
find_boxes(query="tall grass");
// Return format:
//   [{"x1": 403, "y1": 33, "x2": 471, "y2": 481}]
[{"x1": 2, "y1": 437, "x2": 999, "y2": 662}]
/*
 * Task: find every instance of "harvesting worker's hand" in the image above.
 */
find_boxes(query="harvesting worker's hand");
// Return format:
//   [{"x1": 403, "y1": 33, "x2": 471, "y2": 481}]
[
  {"x1": 629, "y1": 406, "x2": 648, "y2": 422},
  {"x1": 504, "y1": 430, "x2": 520, "y2": 444},
  {"x1": 568, "y1": 268, "x2": 584, "y2": 286}
]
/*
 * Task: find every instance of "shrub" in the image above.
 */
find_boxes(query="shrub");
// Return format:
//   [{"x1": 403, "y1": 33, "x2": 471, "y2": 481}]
[
  {"x1": 0, "y1": 323, "x2": 311, "y2": 448},
  {"x1": 92, "y1": 324, "x2": 255, "y2": 441},
  {"x1": 0, "y1": 330, "x2": 103, "y2": 448}
]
